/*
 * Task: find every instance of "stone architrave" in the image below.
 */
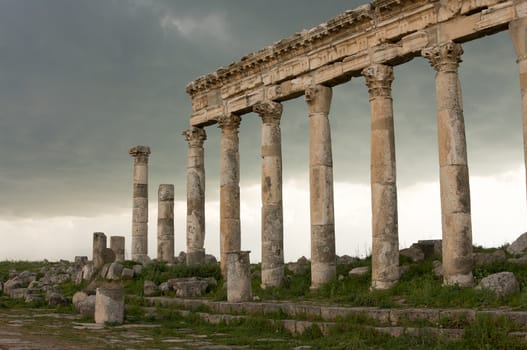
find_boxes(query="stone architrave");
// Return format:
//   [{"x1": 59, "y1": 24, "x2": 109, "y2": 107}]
[
  {"x1": 93, "y1": 232, "x2": 107, "y2": 270},
  {"x1": 128, "y1": 145, "x2": 151, "y2": 262},
  {"x1": 218, "y1": 114, "x2": 242, "y2": 277},
  {"x1": 422, "y1": 42, "x2": 473, "y2": 287},
  {"x1": 183, "y1": 127, "x2": 207, "y2": 265},
  {"x1": 362, "y1": 64, "x2": 399, "y2": 290},
  {"x1": 94, "y1": 287, "x2": 125, "y2": 324},
  {"x1": 254, "y1": 101, "x2": 285, "y2": 288},
  {"x1": 158, "y1": 184, "x2": 175, "y2": 263},
  {"x1": 305, "y1": 84, "x2": 336, "y2": 290},
  {"x1": 110, "y1": 236, "x2": 125, "y2": 262},
  {"x1": 510, "y1": 18, "x2": 527, "y2": 203},
  {"x1": 227, "y1": 251, "x2": 252, "y2": 303}
]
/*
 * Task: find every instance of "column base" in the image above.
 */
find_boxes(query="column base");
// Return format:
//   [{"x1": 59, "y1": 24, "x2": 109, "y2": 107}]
[
  {"x1": 186, "y1": 249, "x2": 206, "y2": 265},
  {"x1": 443, "y1": 272, "x2": 473, "y2": 287},
  {"x1": 310, "y1": 262, "x2": 336, "y2": 290},
  {"x1": 371, "y1": 279, "x2": 398, "y2": 291},
  {"x1": 261, "y1": 266, "x2": 285, "y2": 289}
]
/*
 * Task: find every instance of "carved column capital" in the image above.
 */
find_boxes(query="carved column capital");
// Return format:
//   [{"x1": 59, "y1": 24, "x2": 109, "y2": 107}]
[
  {"x1": 422, "y1": 41, "x2": 463, "y2": 73},
  {"x1": 253, "y1": 101, "x2": 283, "y2": 125},
  {"x1": 362, "y1": 64, "x2": 394, "y2": 99},
  {"x1": 182, "y1": 127, "x2": 207, "y2": 148},
  {"x1": 129, "y1": 145, "x2": 151, "y2": 164},
  {"x1": 305, "y1": 84, "x2": 332, "y2": 115},
  {"x1": 217, "y1": 114, "x2": 241, "y2": 131}
]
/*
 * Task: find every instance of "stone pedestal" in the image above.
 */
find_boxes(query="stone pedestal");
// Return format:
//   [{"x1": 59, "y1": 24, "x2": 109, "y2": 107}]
[
  {"x1": 183, "y1": 127, "x2": 207, "y2": 265},
  {"x1": 94, "y1": 287, "x2": 124, "y2": 324},
  {"x1": 227, "y1": 251, "x2": 252, "y2": 303},
  {"x1": 510, "y1": 18, "x2": 527, "y2": 203},
  {"x1": 363, "y1": 64, "x2": 399, "y2": 290},
  {"x1": 110, "y1": 236, "x2": 125, "y2": 262},
  {"x1": 93, "y1": 232, "x2": 107, "y2": 270},
  {"x1": 157, "y1": 184, "x2": 175, "y2": 263},
  {"x1": 305, "y1": 85, "x2": 336, "y2": 290},
  {"x1": 218, "y1": 115, "x2": 242, "y2": 278},
  {"x1": 129, "y1": 145, "x2": 151, "y2": 262},
  {"x1": 254, "y1": 101, "x2": 284, "y2": 288},
  {"x1": 422, "y1": 42, "x2": 473, "y2": 287}
]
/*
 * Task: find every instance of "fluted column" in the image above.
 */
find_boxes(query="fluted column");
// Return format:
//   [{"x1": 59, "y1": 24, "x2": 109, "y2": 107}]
[
  {"x1": 254, "y1": 101, "x2": 284, "y2": 288},
  {"x1": 510, "y1": 18, "x2": 527, "y2": 204},
  {"x1": 362, "y1": 64, "x2": 399, "y2": 290},
  {"x1": 305, "y1": 84, "x2": 336, "y2": 290},
  {"x1": 129, "y1": 145, "x2": 151, "y2": 262},
  {"x1": 183, "y1": 127, "x2": 207, "y2": 265},
  {"x1": 422, "y1": 42, "x2": 473, "y2": 287},
  {"x1": 157, "y1": 184, "x2": 174, "y2": 263},
  {"x1": 218, "y1": 114, "x2": 242, "y2": 277}
]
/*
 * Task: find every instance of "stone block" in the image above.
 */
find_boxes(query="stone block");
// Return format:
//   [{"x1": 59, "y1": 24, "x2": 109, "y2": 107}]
[
  {"x1": 95, "y1": 288, "x2": 124, "y2": 324},
  {"x1": 476, "y1": 272, "x2": 520, "y2": 298}
]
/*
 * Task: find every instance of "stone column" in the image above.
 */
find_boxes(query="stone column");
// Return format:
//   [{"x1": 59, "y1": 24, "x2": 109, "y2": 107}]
[
  {"x1": 183, "y1": 127, "x2": 207, "y2": 265},
  {"x1": 254, "y1": 101, "x2": 284, "y2": 288},
  {"x1": 129, "y1": 145, "x2": 151, "y2": 262},
  {"x1": 227, "y1": 251, "x2": 252, "y2": 303},
  {"x1": 362, "y1": 64, "x2": 399, "y2": 290},
  {"x1": 93, "y1": 232, "x2": 107, "y2": 270},
  {"x1": 157, "y1": 184, "x2": 174, "y2": 263},
  {"x1": 510, "y1": 18, "x2": 527, "y2": 203},
  {"x1": 110, "y1": 236, "x2": 125, "y2": 262},
  {"x1": 95, "y1": 287, "x2": 125, "y2": 324},
  {"x1": 218, "y1": 114, "x2": 242, "y2": 277},
  {"x1": 422, "y1": 42, "x2": 473, "y2": 287},
  {"x1": 305, "y1": 85, "x2": 336, "y2": 289}
]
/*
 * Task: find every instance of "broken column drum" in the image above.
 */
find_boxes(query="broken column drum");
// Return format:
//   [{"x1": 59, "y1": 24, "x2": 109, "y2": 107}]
[
  {"x1": 254, "y1": 101, "x2": 285, "y2": 288},
  {"x1": 94, "y1": 287, "x2": 125, "y2": 324},
  {"x1": 305, "y1": 85, "x2": 336, "y2": 290},
  {"x1": 227, "y1": 251, "x2": 252, "y2": 303},
  {"x1": 158, "y1": 184, "x2": 175, "y2": 263},
  {"x1": 183, "y1": 127, "x2": 207, "y2": 265},
  {"x1": 422, "y1": 42, "x2": 473, "y2": 287},
  {"x1": 93, "y1": 232, "x2": 107, "y2": 270},
  {"x1": 129, "y1": 145, "x2": 151, "y2": 262},
  {"x1": 110, "y1": 236, "x2": 125, "y2": 262},
  {"x1": 363, "y1": 64, "x2": 399, "y2": 290}
]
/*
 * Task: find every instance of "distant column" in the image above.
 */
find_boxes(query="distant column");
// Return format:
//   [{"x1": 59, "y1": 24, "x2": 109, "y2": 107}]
[
  {"x1": 183, "y1": 127, "x2": 207, "y2": 265},
  {"x1": 510, "y1": 18, "x2": 527, "y2": 204},
  {"x1": 363, "y1": 64, "x2": 399, "y2": 290},
  {"x1": 422, "y1": 42, "x2": 473, "y2": 287},
  {"x1": 129, "y1": 145, "x2": 151, "y2": 262},
  {"x1": 305, "y1": 85, "x2": 336, "y2": 290},
  {"x1": 93, "y1": 232, "x2": 107, "y2": 270},
  {"x1": 218, "y1": 114, "x2": 242, "y2": 277},
  {"x1": 254, "y1": 101, "x2": 284, "y2": 288},
  {"x1": 157, "y1": 184, "x2": 174, "y2": 263},
  {"x1": 110, "y1": 236, "x2": 125, "y2": 262}
]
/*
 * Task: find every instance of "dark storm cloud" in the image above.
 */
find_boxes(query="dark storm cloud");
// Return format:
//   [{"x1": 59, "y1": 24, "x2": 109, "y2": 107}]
[{"x1": 0, "y1": 0, "x2": 523, "y2": 218}]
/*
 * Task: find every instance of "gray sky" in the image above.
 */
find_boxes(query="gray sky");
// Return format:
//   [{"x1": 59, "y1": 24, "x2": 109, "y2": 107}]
[{"x1": 0, "y1": 0, "x2": 525, "y2": 260}]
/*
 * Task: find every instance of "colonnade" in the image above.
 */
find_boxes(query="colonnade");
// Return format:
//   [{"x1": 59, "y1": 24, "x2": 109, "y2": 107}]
[{"x1": 183, "y1": 18, "x2": 527, "y2": 290}]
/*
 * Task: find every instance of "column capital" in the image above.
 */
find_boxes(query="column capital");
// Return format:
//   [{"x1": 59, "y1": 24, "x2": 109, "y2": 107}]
[
  {"x1": 182, "y1": 127, "x2": 207, "y2": 148},
  {"x1": 305, "y1": 84, "x2": 332, "y2": 115},
  {"x1": 217, "y1": 114, "x2": 241, "y2": 131},
  {"x1": 422, "y1": 41, "x2": 463, "y2": 73},
  {"x1": 253, "y1": 101, "x2": 283, "y2": 125},
  {"x1": 129, "y1": 145, "x2": 151, "y2": 164},
  {"x1": 362, "y1": 64, "x2": 394, "y2": 99},
  {"x1": 510, "y1": 18, "x2": 527, "y2": 62}
]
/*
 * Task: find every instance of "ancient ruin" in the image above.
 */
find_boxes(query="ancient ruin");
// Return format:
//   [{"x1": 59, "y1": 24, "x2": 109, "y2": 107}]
[
  {"x1": 184, "y1": 0, "x2": 527, "y2": 289},
  {"x1": 157, "y1": 184, "x2": 175, "y2": 263},
  {"x1": 110, "y1": 236, "x2": 125, "y2": 262}
]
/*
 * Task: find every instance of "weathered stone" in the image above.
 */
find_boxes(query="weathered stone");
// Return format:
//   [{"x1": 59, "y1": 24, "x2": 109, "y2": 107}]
[
  {"x1": 72, "y1": 291, "x2": 88, "y2": 307},
  {"x1": 9, "y1": 288, "x2": 27, "y2": 299},
  {"x1": 129, "y1": 145, "x2": 151, "y2": 262},
  {"x1": 50, "y1": 273, "x2": 70, "y2": 285},
  {"x1": 74, "y1": 256, "x2": 89, "y2": 267},
  {"x1": 204, "y1": 254, "x2": 218, "y2": 265},
  {"x1": 416, "y1": 240, "x2": 442, "y2": 259},
  {"x1": 227, "y1": 251, "x2": 252, "y2": 303},
  {"x1": 132, "y1": 264, "x2": 143, "y2": 276},
  {"x1": 47, "y1": 292, "x2": 68, "y2": 306},
  {"x1": 287, "y1": 256, "x2": 310, "y2": 275},
  {"x1": 3, "y1": 278, "x2": 23, "y2": 295},
  {"x1": 106, "y1": 262, "x2": 124, "y2": 280},
  {"x1": 110, "y1": 236, "x2": 125, "y2": 262},
  {"x1": 82, "y1": 263, "x2": 95, "y2": 281},
  {"x1": 433, "y1": 260, "x2": 443, "y2": 277},
  {"x1": 473, "y1": 250, "x2": 506, "y2": 266},
  {"x1": 336, "y1": 255, "x2": 358, "y2": 265},
  {"x1": 167, "y1": 277, "x2": 210, "y2": 298},
  {"x1": 476, "y1": 272, "x2": 520, "y2": 298},
  {"x1": 506, "y1": 232, "x2": 527, "y2": 255},
  {"x1": 121, "y1": 268, "x2": 134, "y2": 280},
  {"x1": 78, "y1": 295, "x2": 96, "y2": 318},
  {"x1": 159, "y1": 282, "x2": 170, "y2": 293},
  {"x1": 143, "y1": 280, "x2": 158, "y2": 296},
  {"x1": 92, "y1": 232, "x2": 107, "y2": 271},
  {"x1": 400, "y1": 245, "x2": 425, "y2": 263},
  {"x1": 349, "y1": 267, "x2": 369, "y2": 276},
  {"x1": 158, "y1": 184, "x2": 175, "y2": 263},
  {"x1": 95, "y1": 287, "x2": 124, "y2": 324},
  {"x1": 508, "y1": 255, "x2": 527, "y2": 265},
  {"x1": 175, "y1": 251, "x2": 187, "y2": 264}
]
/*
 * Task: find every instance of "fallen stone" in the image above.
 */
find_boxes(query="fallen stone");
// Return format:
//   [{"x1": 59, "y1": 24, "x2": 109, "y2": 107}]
[
  {"x1": 82, "y1": 263, "x2": 95, "y2": 281},
  {"x1": 349, "y1": 266, "x2": 369, "y2": 276},
  {"x1": 416, "y1": 240, "x2": 442, "y2": 259},
  {"x1": 121, "y1": 268, "x2": 134, "y2": 280},
  {"x1": 205, "y1": 254, "x2": 218, "y2": 265},
  {"x1": 167, "y1": 277, "x2": 211, "y2": 298},
  {"x1": 72, "y1": 291, "x2": 88, "y2": 307},
  {"x1": 9, "y1": 288, "x2": 27, "y2": 299},
  {"x1": 3, "y1": 279, "x2": 23, "y2": 295},
  {"x1": 106, "y1": 262, "x2": 124, "y2": 280},
  {"x1": 159, "y1": 282, "x2": 170, "y2": 293},
  {"x1": 75, "y1": 256, "x2": 89, "y2": 267},
  {"x1": 175, "y1": 251, "x2": 187, "y2": 264},
  {"x1": 95, "y1": 287, "x2": 124, "y2": 324},
  {"x1": 508, "y1": 255, "x2": 527, "y2": 265},
  {"x1": 47, "y1": 292, "x2": 68, "y2": 306},
  {"x1": 50, "y1": 273, "x2": 71, "y2": 285},
  {"x1": 287, "y1": 256, "x2": 310, "y2": 275},
  {"x1": 476, "y1": 272, "x2": 519, "y2": 298},
  {"x1": 507, "y1": 232, "x2": 527, "y2": 255},
  {"x1": 400, "y1": 244, "x2": 425, "y2": 263},
  {"x1": 432, "y1": 260, "x2": 443, "y2": 277},
  {"x1": 133, "y1": 264, "x2": 143, "y2": 276},
  {"x1": 473, "y1": 250, "x2": 506, "y2": 266},
  {"x1": 337, "y1": 255, "x2": 358, "y2": 265},
  {"x1": 144, "y1": 280, "x2": 158, "y2": 296},
  {"x1": 78, "y1": 295, "x2": 96, "y2": 318}
]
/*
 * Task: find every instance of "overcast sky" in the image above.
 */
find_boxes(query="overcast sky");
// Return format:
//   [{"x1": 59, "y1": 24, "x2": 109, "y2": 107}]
[{"x1": 0, "y1": 0, "x2": 526, "y2": 261}]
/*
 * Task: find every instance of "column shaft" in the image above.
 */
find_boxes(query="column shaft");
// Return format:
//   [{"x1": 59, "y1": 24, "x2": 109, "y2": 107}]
[
  {"x1": 129, "y1": 146, "x2": 151, "y2": 262},
  {"x1": 362, "y1": 64, "x2": 399, "y2": 290},
  {"x1": 184, "y1": 127, "x2": 207, "y2": 265},
  {"x1": 254, "y1": 101, "x2": 284, "y2": 288},
  {"x1": 305, "y1": 85, "x2": 336, "y2": 290},
  {"x1": 422, "y1": 42, "x2": 473, "y2": 287},
  {"x1": 157, "y1": 184, "x2": 174, "y2": 263},
  {"x1": 218, "y1": 115, "x2": 242, "y2": 277},
  {"x1": 510, "y1": 18, "x2": 527, "y2": 204}
]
